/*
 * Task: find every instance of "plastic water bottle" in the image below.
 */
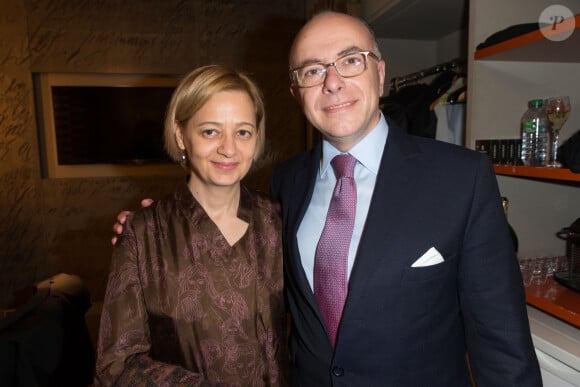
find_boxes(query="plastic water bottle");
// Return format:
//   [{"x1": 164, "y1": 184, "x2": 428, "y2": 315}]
[{"x1": 520, "y1": 99, "x2": 550, "y2": 166}]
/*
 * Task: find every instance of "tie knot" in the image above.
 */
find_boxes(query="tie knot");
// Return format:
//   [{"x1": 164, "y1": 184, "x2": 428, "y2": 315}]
[{"x1": 331, "y1": 154, "x2": 356, "y2": 179}]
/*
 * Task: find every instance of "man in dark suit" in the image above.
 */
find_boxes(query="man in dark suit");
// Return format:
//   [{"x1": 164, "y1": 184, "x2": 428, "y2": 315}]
[{"x1": 270, "y1": 10, "x2": 541, "y2": 386}]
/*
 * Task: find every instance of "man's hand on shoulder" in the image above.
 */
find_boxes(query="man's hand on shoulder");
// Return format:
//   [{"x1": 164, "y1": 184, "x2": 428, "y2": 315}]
[{"x1": 111, "y1": 198, "x2": 154, "y2": 245}]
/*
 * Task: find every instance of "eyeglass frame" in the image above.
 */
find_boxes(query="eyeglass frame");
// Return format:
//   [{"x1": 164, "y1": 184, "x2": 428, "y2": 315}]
[{"x1": 290, "y1": 50, "x2": 380, "y2": 88}]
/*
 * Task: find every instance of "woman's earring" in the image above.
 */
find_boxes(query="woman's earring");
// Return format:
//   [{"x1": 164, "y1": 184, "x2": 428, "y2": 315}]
[{"x1": 179, "y1": 149, "x2": 187, "y2": 165}]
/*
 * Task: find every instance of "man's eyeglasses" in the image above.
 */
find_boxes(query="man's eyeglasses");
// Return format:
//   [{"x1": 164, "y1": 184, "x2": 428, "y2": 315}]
[{"x1": 290, "y1": 51, "x2": 380, "y2": 88}]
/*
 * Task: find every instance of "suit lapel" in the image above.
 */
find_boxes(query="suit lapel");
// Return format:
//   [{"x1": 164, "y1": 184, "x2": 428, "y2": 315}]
[
  {"x1": 285, "y1": 145, "x2": 322, "y2": 308},
  {"x1": 345, "y1": 122, "x2": 423, "y2": 309},
  {"x1": 286, "y1": 125, "x2": 426, "y2": 338}
]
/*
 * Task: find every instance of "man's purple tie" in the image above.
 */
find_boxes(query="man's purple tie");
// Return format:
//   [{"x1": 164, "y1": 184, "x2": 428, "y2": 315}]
[{"x1": 314, "y1": 153, "x2": 357, "y2": 347}]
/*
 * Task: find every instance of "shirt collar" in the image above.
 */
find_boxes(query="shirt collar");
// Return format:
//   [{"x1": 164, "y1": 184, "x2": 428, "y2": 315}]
[{"x1": 320, "y1": 112, "x2": 389, "y2": 177}]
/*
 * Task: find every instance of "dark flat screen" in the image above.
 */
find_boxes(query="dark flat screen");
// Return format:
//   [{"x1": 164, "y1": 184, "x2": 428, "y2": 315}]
[{"x1": 51, "y1": 86, "x2": 175, "y2": 165}]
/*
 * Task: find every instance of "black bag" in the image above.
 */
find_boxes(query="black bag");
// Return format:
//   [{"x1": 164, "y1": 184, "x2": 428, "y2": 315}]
[{"x1": 557, "y1": 129, "x2": 580, "y2": 173}]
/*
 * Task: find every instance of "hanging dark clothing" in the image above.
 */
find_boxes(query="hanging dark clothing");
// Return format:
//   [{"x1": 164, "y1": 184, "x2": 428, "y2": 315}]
[{"x1": 381, "y1": 70, "x2": 457, "y2": 138}]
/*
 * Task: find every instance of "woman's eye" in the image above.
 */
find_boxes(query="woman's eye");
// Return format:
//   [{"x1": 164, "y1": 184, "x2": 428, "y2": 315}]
[
  {"x1": 201, "y1": 128, "x2": 218, "y2": 137},
  {"x1": 238, "y1": 129, "x2": 253, "y2": 138}
]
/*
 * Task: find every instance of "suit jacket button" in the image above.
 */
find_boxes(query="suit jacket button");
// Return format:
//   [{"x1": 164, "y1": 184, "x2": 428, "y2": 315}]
[{"x1": 332, "y1": 366, "x2": 344, "y2": 377}]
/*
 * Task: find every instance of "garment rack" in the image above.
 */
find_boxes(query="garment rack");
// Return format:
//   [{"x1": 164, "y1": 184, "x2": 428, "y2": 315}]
[{"x1": 389, "y1": 58, "x2": 465, "y2": 94}]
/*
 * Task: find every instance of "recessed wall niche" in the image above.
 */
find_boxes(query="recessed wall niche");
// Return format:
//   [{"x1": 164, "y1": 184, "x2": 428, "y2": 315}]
[{"x1": 34, "y1": 72, "x2": 184, "y2": 178}]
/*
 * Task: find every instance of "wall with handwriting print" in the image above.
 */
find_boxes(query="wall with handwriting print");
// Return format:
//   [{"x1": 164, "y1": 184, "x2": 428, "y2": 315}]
[{"x1": 0, "y1": 0, "x2": 306, "y2": 308}]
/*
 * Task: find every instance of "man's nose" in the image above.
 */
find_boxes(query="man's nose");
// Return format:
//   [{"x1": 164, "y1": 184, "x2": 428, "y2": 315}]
[{"x1": 322, "y1": 65, "x2": 343, "y2": 92}]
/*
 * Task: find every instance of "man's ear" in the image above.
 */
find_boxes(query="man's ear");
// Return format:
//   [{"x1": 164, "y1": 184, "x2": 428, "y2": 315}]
[
  {"x1": 378, "y1": 59, "x2": 386, "y2": 97},
  {"x1": 289, "y1": 83, "x2": 302, "y2": 104}
]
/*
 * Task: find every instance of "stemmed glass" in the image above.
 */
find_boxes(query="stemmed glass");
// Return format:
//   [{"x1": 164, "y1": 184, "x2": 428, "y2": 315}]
[{"x1": 546, "y1": 96, "x2": 571, "y2": 168}]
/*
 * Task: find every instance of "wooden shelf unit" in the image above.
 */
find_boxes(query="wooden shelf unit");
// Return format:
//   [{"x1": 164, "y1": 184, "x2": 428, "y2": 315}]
[
  {"x1": 474, "y1": 15, "x2": 580, "y2": 62},
  {"x1": 525, "y1": 278, "x2": 580, "y2": 328},
  {"x1": 493, "y1": 165, "x2": 580, "y2": 182}
]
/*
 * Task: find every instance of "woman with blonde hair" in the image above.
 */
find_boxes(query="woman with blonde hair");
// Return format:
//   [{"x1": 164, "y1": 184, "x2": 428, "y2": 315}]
[{"x1": 95, "y1": 65, "x2": 287, "y2": 386}]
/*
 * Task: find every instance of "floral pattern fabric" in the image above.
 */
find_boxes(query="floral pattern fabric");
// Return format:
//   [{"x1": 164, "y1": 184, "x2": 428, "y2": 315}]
[{"x1": 94, "y1": 182, "x2": 287, "y2": 386}]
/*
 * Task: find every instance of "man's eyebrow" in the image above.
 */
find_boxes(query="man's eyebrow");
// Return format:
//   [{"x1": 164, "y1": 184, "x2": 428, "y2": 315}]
[
  {"x1": 337, "y1": 46, "x2": 364, "y2": 57},
  {"x1": 292, "y1": 46, "x2": 364, "y2": 69},
  {"x1": 292, "y1": 57, "x2": 323, "y2": 69}
]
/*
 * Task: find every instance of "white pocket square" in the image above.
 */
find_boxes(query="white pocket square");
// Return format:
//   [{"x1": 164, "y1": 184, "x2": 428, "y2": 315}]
[{"x1": 411, "y1": 247, "x2": 445, "y2": 267}]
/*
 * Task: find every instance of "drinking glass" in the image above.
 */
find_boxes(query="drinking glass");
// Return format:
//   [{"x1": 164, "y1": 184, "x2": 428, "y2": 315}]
[
  {"x1": 518, "y1": 257, "x2": 532, "y2": 286},
  {"x1": 530, "y1": 257, "x2": 547, "y2": 285},
  {"x1": 546, "y1": 96, "x2": 571, "y2": 167},
  {"x1": 545, "y1": 256, "x2": 559, "y2": 280}
]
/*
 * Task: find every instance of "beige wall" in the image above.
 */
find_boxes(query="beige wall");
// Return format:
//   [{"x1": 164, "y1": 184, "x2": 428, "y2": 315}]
[{"x1": 0, "y1": 0, "x2": 307, "y2": 307}]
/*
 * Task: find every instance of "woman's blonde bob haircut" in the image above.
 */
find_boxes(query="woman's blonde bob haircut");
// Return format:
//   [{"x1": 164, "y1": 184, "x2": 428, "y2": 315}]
[{"x1": 164, "y1": 65, "x2": 266, "y2": 165}]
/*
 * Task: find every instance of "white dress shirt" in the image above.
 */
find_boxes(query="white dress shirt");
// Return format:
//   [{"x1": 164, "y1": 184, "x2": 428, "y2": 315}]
[{"x1": 297, "y1": 114, "x2": 389, "y2": 290}]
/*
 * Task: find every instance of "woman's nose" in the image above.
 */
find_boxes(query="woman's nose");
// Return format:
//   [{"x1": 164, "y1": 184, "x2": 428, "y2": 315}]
[{"x1": 218, "y1": 135, "x2": 235, "y2": 156}]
